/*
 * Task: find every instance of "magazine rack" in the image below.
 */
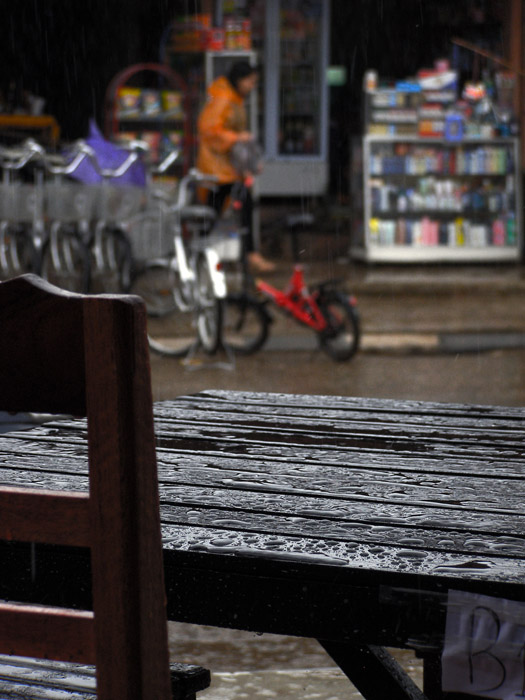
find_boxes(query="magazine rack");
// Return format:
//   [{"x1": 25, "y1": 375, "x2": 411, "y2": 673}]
[{"x1": 104, "y1": 62, "x2": 192, "y2": 173}]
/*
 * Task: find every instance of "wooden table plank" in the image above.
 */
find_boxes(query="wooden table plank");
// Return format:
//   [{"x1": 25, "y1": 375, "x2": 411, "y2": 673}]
[
  {"x1": 6, "y1": 417, "x2": 525, "y2": 477},
  {"x1": 156, "y1": 395, "x2": 525, "y2": 432},
  {"x1": 2, "y1": 440, "x2": 524, "y2": 512}
]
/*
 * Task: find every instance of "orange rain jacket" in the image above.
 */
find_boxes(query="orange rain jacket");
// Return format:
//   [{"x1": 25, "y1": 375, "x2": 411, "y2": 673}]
[{"x1": 197, "y1": 76, "x2": 247, "y2": 184}]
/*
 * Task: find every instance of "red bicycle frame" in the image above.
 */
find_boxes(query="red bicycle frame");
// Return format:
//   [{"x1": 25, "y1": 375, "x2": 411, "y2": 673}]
[{"x1": 255, "y1": 265, "x2": 329, "y2": 332}]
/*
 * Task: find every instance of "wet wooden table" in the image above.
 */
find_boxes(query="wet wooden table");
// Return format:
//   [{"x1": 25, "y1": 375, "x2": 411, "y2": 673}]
[{"x1": 1, "y1": 390, "x2": 524, "y2": 700}]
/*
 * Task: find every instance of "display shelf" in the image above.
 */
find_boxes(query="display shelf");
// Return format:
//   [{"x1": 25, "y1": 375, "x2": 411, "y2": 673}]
[
  {"x1": 104, "y1": 62, "x2": 191, "y2": 172},
  {"x1": 351, "y1": 135, "x2": 522, "y2": 263},
  {"x1": 356, "y1": 245, "x2": 519, "y2": 264}
]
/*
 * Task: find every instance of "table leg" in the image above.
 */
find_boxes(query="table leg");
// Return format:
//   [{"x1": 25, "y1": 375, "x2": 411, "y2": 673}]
[{"x1": 319, "y1": 640, "x2": 428, "y2": 700}]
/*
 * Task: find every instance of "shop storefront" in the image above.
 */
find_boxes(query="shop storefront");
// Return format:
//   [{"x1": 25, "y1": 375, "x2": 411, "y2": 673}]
[
  {"x1": 350, "y1": 63, "x2": 522, "y2": 262},
  {"x1": 103, "y1": 1, "x2": 331, "y2": 197}
]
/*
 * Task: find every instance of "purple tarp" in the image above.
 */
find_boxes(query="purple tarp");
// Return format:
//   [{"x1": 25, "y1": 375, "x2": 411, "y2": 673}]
[{"x1": 68, "y1": 120, "x2": 146, "y2": 186}]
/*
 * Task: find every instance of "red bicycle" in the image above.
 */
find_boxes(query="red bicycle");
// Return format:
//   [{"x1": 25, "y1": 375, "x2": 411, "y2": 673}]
[{"x1": 221, "y1": 192, "x2": 360, "y2": 361}]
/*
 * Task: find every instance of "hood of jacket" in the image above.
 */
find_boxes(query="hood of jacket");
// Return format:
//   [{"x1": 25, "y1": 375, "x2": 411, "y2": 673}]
[{"x1": 206, "y1": 76, "x2": 243, "y2": 105}]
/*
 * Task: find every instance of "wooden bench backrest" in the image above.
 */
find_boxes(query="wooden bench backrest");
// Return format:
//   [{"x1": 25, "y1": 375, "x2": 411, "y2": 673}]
[{"x1": 0, "y1": 274, "x2": 172, "y2": 699}]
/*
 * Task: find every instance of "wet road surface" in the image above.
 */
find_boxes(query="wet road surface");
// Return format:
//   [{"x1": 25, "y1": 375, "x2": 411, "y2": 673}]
[{"x1": 151, "y1": 346, "x2": 525, "y2": 407}]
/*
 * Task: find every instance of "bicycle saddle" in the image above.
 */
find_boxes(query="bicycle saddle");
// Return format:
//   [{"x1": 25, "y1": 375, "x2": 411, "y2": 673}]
[{"x1": 179, "y1": 204, "x2": 217, "y2": 222}]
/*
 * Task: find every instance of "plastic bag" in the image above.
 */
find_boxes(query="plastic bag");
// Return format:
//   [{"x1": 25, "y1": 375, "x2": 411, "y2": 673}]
[{"x1": 229, "y1": 140, "x2": 263, "y2": 177}]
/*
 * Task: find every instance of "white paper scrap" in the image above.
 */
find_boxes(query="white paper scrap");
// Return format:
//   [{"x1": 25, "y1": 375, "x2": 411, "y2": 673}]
[{"x1": 442, "y1": 589, "x2": 525, "y2": 699}]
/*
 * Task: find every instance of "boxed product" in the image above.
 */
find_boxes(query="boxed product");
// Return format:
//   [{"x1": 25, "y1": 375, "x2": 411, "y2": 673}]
[
  {"x1": 114, "y1": 132, "x2": 140, "y2": 146},
  {"x1": 224, "y1": 18, "x2": 252, "y2": 49},
  {"x1": 160, "y1": 131, "x2": 184, "y2": 160},
  {"x1": 161, "y1": 91, "x2": 184, "y2": 119},
  {"x1": 141, "y1": 89, "x2": 162, "y2": 118},
  {"x1": 207, "y1": 28, "x2": 225, "y2": 51},
  {"x1": 417, "y1": 69, "x2": 458, "y2": 93},
  {"x1": 141, "y1": 131, "x2": 161, "y2": 161},
  {"x1": 165, "y1": 131, "x2": 183, "y2": 147},
  {"x1": 117, "y1": 87, "x2": 141, "y2": 118},
  {"x1": 171, "y1": 13, "x2": 211, "y2": 52}
]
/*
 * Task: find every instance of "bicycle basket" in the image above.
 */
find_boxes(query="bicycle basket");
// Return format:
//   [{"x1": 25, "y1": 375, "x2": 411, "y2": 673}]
[
  {"x1": 45, "y1": 183, "x2": 98, "y2": 223},
  {"x1": 98, "y1": 185, "x2": 146, "y2": 223},
  {"x1": 121, "y1": 210, "x2": 173, "y2": 262},
  {"x1": 206, "y1": 223, "x2": 242, "y2": 262},
  {"x1": 10, "y1": 185, "x2": 45, "y2": 224},
  {"x1": 0, "y1": 184, "x2": 20, "y2": 222}
]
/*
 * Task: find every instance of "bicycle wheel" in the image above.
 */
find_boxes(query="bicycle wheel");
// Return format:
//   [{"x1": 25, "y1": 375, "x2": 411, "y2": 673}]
[
  {"x1": 91, "y1": 226, "x2": 133, "y2": 293},
  {"x1": 195, "y1": 252, "x2": 222, "y2": 355},
  {"x1": 130, "y1": 260, "x2": 196, "y2": 357},
  {"x1": 317, "y1": 291, "x2": 360, "y2": 361},
  {"x1": 222, "y1": 293, "x2": 270, "y2": 355},
  {"x1": 40, "y1": 229, "x2": 90, "y2": 293}
]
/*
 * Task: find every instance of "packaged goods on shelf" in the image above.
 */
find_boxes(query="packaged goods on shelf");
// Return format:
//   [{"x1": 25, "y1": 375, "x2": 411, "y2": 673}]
[
  {"x1": 164, "y1": 131, "x2": 183, "y2": 148},
  {"x1": 170, "y1": 14, "x2": 211, "y2": 52},
  {"x1": 159, "y1": 132, "x2": 182, "y2": 160},
  {"x1": 417, "y1": 69, "x2": 458, "y2": 93},
  {"x1": 368, "y1": 124, "x2": 417, "y2": 136},
  {"x1": 161, "y1": 91, "x2": 184, "y2": 119},
  {"x1": 207, "y1": 28, "x2": 225, "y2": 51},
  {"x1": 419, "y1": 104, "x2": 445, "y2": 120},
  {"x1": 422, "y1": 90, "x2": 456, "y2": 104},
  {"x1": 224, "y1": 18, "x2": 252, "y2": 49},
  {"x1": 369, "y1": 143, "x2": 511, "y2": 177},
  {"x1": 117, "y1": 88, "x2": 142, "y2": 119},
  {"x1": 141, "y1": 90, "x2": 162, "y2": 118},
  {"x1": 114, "y1": 132, "x2": 140, "y2": 146},
  {"x1": 371, "y1": 109, "x2": 417, "y2": 123},
  {"x1": 141, "y1": 132, "x2": 161, "y2": 161},
  {"x1": 369, "y1": 215, "x2": 516, "y2": 248}
]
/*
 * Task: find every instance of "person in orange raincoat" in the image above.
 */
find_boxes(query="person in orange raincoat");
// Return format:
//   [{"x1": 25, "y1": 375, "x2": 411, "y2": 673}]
[{"x1": 197, "y1": 61, "x2": 275, "y2": 273}]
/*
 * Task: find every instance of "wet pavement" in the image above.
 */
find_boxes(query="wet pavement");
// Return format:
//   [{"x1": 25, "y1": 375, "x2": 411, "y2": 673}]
[
  {"x1": 167, "y1": 622, "x2": 423, "y2": 699},
  {"x1": 152, "y1": 256, "x2": 525, "y2": 698}
]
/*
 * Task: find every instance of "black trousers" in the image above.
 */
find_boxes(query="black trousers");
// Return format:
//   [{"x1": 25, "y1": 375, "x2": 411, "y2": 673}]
[{"x1": 207, "y1": 182, "x2": 254, "y2": 254}]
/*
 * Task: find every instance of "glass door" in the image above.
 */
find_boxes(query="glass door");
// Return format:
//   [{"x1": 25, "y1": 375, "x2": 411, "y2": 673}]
[
  {"x1": 278, "y1": 0, "x2": 324, "y2": 156},
  {"x1": 260, "y1": 0, "x2": 329, "y2": 196}
]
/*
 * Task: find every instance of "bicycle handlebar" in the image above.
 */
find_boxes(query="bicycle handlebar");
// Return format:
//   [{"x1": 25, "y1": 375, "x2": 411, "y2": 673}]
[
  {"x1": 0, "y1": 138, "x2": 46, "y2": 170},
  {"x1": 42, "y1": 141, "x2": 98, "y2": 176},
  {"x1": 0, "y1": 137, "x2": 147, "y2": 181},
  {"x1": 0, "y1": 136, "x2": 190, "y2": 187},
  {"x1": 151, "y1": 149, "x2": 180, "y2": 175},
  {"x1": 176, "y1": 168, "x2": 218, "y2": 206}
]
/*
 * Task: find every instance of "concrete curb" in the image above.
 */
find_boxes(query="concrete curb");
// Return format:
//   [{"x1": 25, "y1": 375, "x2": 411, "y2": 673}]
[{"x1": 265, "y1": 331, "x2": 525, "y2": 355}]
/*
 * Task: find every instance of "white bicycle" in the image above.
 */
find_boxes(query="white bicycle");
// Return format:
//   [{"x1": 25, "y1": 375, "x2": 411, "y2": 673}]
[{"x1": 128, "y1": 163, "x2": 229, "y2": 357}]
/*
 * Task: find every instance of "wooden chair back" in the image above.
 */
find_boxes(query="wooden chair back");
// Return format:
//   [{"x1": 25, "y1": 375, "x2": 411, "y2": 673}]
[{"x1": 0, "y1": 274, "x2": 172, "y2": 699}]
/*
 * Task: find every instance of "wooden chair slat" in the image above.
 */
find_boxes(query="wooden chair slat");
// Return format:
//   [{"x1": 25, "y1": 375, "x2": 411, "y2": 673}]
[
  {"x1": 0, "y1": 487, "x2": 90, "y2": 547},
  {"x1": 0, "y1": 604, "x2": 95, "y2": 664}
]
